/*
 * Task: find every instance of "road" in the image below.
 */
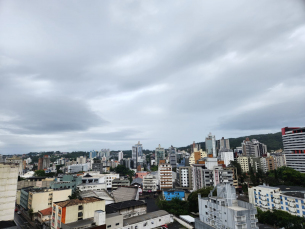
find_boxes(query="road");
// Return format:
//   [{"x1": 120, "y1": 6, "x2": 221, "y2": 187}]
[{"x1": 14, "y1": 212, "x2": 30, "y2": 229}]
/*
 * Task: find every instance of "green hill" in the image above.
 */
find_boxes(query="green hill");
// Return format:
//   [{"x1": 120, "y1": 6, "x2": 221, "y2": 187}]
[{"x1": 177, "y1": 132, "x2": 283, "y2": 152}]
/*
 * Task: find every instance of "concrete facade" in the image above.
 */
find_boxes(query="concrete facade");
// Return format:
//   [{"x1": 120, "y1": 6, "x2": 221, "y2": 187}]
[
  {"x1": 159, "y1": 163, "x2": 173, "y2": 190},
  {"x1": 142, "y1": 174, "x2": 157, "y2": 192},
  {"x1": 176, "y1": 166, "x2": 192, "y2": 190}
]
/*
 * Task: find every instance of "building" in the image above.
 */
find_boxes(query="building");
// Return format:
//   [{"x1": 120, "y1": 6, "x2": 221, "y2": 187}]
[
  {"x1": 50, "y1": 174, "x2": 82, "y2": 191},
  {"x1": 168, "y1": 146, "x2": 177, "y2": 168},
  {"x1": 176, "y1": 166, "x2": 193, "y2": 190},
  {"x1": 242, "y1": 138, "x2": 267, "y2": 157},
  {"x1": 89, "y1": 150, "x2": 98, "y2": 159},
  {"x1": 159, "y1": 163, "x2": 173, "y2": 190},
  {"x1": 282, "y1": 127, "x2": 305, "y2": 173},
  {"x1": 206, "y1": 133, "x2": 217, "y2": 157},
  {"x1": 106, "y1": 200, "x2": 147, "y2": 219},
  {"x1": 43, "y1": 155, "x2": 51, "y2": 169},
  {"x1": 219, "y1": 137, "x2": 230, "y2": 150},
  {"x1": 272, "y1": 154, "x2": 286, "y2": 168},
  {"x1": 77, "y1": 156, "x2": 87, "y2": 164},
  {"x1": 136, "y1": 171, "x2": 148, "y2": 179},
  {"x1": 28, "y1": 188, "x2": 72, "y2": 214},
  {"x1": 52, "y1": 197, "x2": 105, "y2": 229},
  {"x1": 80, "y1": 190, "x2": 114, "y2": 206},
  {"x1": 132, "y1": 141, "x2": 143, "y2": 167},
  {"x1": 142, "y1": 175, "x2": 157, "y2": 192},
  {"x1": 112, "y1": 179, "x2": 130, "y2": 190},
  {"x1": 92, "y1": 161, "x2": 103, "y2": 173},
  {"x1": 77, "y1": 183, "x2": 107, "y2": 192},
  {"x1": 219, "y1": 149, "x2": 234, "y2": 166},
  {"x1": 249, "y1": 157, "x2": 262, "y2": 173},
  {"x1": 163, "y1": 189, "x2": 185, "y2": 201},
  {"x1": 68, "y1": 163, "x2": 89, "y2": 173},
  {"x1": 4, "y1": 156, "x2": 23, "y2": 175},
  {"x1": 196, "y1": 184, "x2": 258, "y2": 229},
  {"x1": 237, "y1": 156, "x2": 250, "y2": 172},
  {"x1": 37, "y1": 207, "x2": 52, "y2": 226},
  {"x1": 100, "y1": 149, "x2": 110, "y2": 159},
  {"x1": 189, "y1": 144, "x2": 207, "y2": 166},
  {"x1": 155, "y1": 144, "x2": 165, "y2": 166},
  {"x1": 249, "y1": 184, "x2": 305, "y2": 217},
  {"x1": 0, "y1": 163, "x2": 19, "y2": 221},
  {"x1": 118, "y1": 151, "x2": 124, "y2": 162}
]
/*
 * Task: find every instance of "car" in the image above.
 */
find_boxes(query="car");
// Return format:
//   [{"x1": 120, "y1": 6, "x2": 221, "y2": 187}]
[
  {"x1": 15, "y1": 208, "x2": 18, "y2": 212},
  {"x1": 17, "y1": 211, "x2": 21, "y2": 215}
]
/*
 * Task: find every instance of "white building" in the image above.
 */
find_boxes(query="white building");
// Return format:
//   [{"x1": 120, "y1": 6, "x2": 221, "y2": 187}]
[
  {"x1": 118, "y1": 151, "x2": 124, "y2": 161},
  {"x1": 196, "y1": 184, "x2": 258, "y2": 229},
  {"x1": 143, "y1": 175, "x2": 157, "y2": 192},
  {"x1": 77, "y1": 183, "x2": 107, "y2": 191},
  {"x1": 68, "y1": 163, "x2": 89, "y2": 173},
  {"x1": 83, "y1": 172, "x2": 120, "y2": 189},
  {"x1": 159, "y1": 163, "x2": 173, "y2": 190},
  {"x1": 220, "y1": 150, "x2": 234, "y2": 166},
  {"x1": 176, "y1": 166, "x2": 192, "y2": 190},
  {"x1": 25, "y1": 157, "x2": 32, "y2": 164},
  {"x1": 206, "y1": 133, "x2": 217, "y2": 157},
  {"x1": 249, "y1": 185, "x2": 305, "y2": 217},
  {"x1": 0, "y1": 163, "x2": 19, "y2": 221}
]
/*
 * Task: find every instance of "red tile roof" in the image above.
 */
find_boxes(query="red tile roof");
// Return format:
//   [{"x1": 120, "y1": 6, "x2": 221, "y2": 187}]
[{"x1": 38, "y1": 207, "x2": 52, "y2": 216}]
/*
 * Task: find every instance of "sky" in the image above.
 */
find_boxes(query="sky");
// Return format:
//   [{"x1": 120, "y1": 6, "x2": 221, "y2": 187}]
[{"x1": 1, "y1": 0, "x2": 305, "y2": 154}]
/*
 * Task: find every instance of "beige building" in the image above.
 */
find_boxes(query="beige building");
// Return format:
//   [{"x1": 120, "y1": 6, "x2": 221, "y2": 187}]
[
  {"x1": 189, "y1": 148, "x2": 207, "y2": 166},
  {"x1": 28, "y1": 188, "x2": 71, "y2": 214},
  {"x1": 237, "y1": 156, "x2": 250, "y2": 172},
  {"x1": 0, "y1": 163, "x2": 19, "y2": 221},
  {"x1": 5, "y1": 156, "x2": 23, "y2": 175},
  {"x1": 158, "y1": 163, "x2": 173, "y2": 189},
  {"x1": 52, "y1": 197, "x2": 105, "y2": 229}
]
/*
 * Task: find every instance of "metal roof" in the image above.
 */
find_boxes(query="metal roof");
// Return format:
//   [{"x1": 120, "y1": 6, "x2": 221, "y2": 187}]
[{"x1": 123, "y1": 210, "x2": 169, "y2": 226}]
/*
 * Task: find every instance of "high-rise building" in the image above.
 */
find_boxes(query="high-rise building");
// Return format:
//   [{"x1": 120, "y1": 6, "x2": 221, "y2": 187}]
[
  {"x1": 38, "y1": 157, "x2": 43, "y2": 170},
  {"x1": 219, "y1": 149, "x2": 234, "y2": 166},
  {"x1": 118, "y1": 151, "x2": 123, "y2": 161},
  {"x1": 155, "y1": 144, "x2": 165, "y2": 165},
  {"x1": 159, "y1": 163, "x2": 173, "y2": 190},
  {"x1": 100, "y1": 149, "x2": 110, "y2": 159},
  {"x1": 237, "y1": 156, "x2": 250, "y2": 172},
  {"x1": 89, "y1": 150, "x2": 98, "y2": 159},
  {"x1": 196, "y1": 184, "x2": 258, "y2": 229},
  {"x1": 0, "y1": 163, "x2": 19, "y2": 221},
  {"x1": 169, "y1": 146, "x2": 177, "y2": 168},
  {"x1": 205, "y1": 133, "x2": 216, "y2": 157},
  {"x1": 5, "y1": 156, "x2": 23, "y2": 175},
  {"x1": 282, "y1": 127, "x2": 305, "y2": 173},
  {"x1": 242, "y1": 138, "x2": 267, "y2": 157},
  {"x1": 189, "y1": 142, "x2": 207, "y2": 166},
  {"x1": 143, "y1": 174, "x2": 158, "y2": 192},
  {"x1": 219, "y1": 137, "x2": 230, "y2": 150},
  {"x1": 132, "y1": 141, "x2": 143, "y2": 166},
  {"x1": 176, "y1": 166, "x2": 193, "y2": 190},
  {"x1": 77, "y1": 156, "x2": 87, "y2": 164},
  {"x1": 42, "y1": 155, "x2": 50, "y2": 169}
]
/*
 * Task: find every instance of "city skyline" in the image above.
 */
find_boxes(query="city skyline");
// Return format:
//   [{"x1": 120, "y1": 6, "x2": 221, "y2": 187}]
[{"x1": 1, "y1": 0, "x2": 305, "y2": 154}]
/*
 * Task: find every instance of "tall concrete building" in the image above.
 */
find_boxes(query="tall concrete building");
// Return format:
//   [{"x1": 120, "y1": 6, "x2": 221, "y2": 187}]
[
  {"x1": 118, "y1": 151, "x2": 123, "y2": 162},
  {"x1": 142, "y1": 174, "x2": 158, "y2": 192},
  {"x1": 237, "y1": 156, "x2": 250, "y2": 172},
  {"x1": 5, "y1": 156, "x2": 23, "y2": 175},
  {"x1": 77, "y1": 156, "x2": 87, "y2": 164},
  {"x1": 206, "y1": 133, "x2": 216, "y2": 157},
  {"x1": 176, "y1": 166, "x2": 193, "y2": 190},
  {"x1": 169, "y1": 146, "x2": 177, "y2": 168},
  {"x1": 219, "y1": 137, "x2": 230, "y2": 150},
  {"x1": 282, "y1": 127, "x2": 305, "y2": 173},
  {"x1": 155, "y1": 144, "x2": 165, "y2": 165},
  {"x1": 242, "y1": 138, "x2": 267, "y2": 157},
  {"x1": 0, "y1": 163, "x2": 19, "y2": 221},
  {"x1": 159, "y1": 163, "x2": 173, "y2": 190},
  {"x1": 196, "y1": 184, "x2": 258, "y2": 229},
  {"x1": 219, "y1": 149, "x2": 234, "y2": 166},
  {"x1": 132, "y1": 141, "x2": 143, "y2": 166}
]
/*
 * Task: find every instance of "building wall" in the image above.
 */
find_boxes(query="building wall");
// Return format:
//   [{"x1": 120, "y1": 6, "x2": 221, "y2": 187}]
[
  {"x1": 121, "y1": 214, "x2": 173, "y2": 229},
  {"x1": 159, "y1": 164, "x2": 173, "y2": 190},
  {"x1": 237, "y1": 156, "x2": 250, "y2": 172},
  {"x1": 0, "y1": 163, "x2": 19, "y2": 221},
  {"x1": 119, "y1": 205, "x2": 147, "y2": 219},
  {"x1": 163, "y1": 191, "x2": 185, "y2": 201},
  {"x1": 78, "y1": 183, "x2": 107, "y2": 191},
  {"x1": 106, "y1": 214, "x2": 123, "y2": 229}
]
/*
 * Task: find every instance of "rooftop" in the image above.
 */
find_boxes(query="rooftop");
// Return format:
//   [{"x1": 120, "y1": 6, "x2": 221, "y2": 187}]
[
  {"x1": 79, "y1": 190, "x2": 114, "y2": 201},
  {"x1": 62, "y1": 217, "x2": 94, "y2": 227},
  {"x1": 256, "y1": 185, "x2": 279, "y2": 190},
  {"x1": 54, "y1": 197, "x2": 104, "y2": 207},
  {"x1": 283, "y1": 192, "x2": 305, "y2": 199},
  {"x1": 276, "y1": 185, "x2": 305, "y2": 192},
  {"x1": 112, "y1": 186, "x2": 138, "y2": 203},
  {"x1": 123, "y1": 210, "x2": 168, "y2": 226},
  {"x1": 106, "y1": 200, "x2": 146, "y2": 213},
  {"x1": 39, "y1": 207, "x2": 52, "y2": 216},
  {"x1": 77, "y1": 182, "x2": 106, "y2": 186}
]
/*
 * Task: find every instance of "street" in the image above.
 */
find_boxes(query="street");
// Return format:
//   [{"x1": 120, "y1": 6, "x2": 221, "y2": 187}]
[{"x1": 14, "y1": 212, "x2": 30, "y2": 229}]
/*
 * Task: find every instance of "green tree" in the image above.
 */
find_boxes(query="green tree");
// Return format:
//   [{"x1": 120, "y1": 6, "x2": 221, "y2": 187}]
[
  {"x1": 34, "y1": 170, "x2": 46, "y2": 177},
  {"x1": 69, "y1": 189, "x2": 80, "y2": 200},
  {"x1": 156, "y1": 197, "x2": 189, "y2": 216},
  {"x1": 151, "y1": 165, "x2": 158, "y2": 171},
  {"x1": 187, "y1": 187, "x2": 215, "y2": 213}
]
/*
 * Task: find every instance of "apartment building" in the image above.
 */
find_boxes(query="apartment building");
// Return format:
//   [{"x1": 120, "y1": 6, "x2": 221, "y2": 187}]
[
  {"x1": 282, "y1": 127, "x2": 305, "y2": 173},
  {"x1": 159, "y1": 163, "x2": 173, "y2": 190},
  {"x1": 5, "y1": 156, "x2": 23, "y2": 175},
  {"x1": 155, "y1": 144, "x2": 165, "y2": 165},
  {"x1": 242, "y1": 138, "x2": 267, "y2": 157},
  {"x1": 77, "y1": 183, "x2": 107, "y2": 192},
  {"x1": 0, "y1": 163, "x2": 19, "y2": 221},
  {"x1": 206, "y1": 133, "x2": 217, "y2": 157},
  {"x1": 220, "y1": 149, "x2": 234, "y2": 166},
  {"x1": 237, "y1": 156, "x2": 250, "y2": 172},
  {"x1": 52, "y1": 197, "x2": 105, "y2": 229},
  {"x1": 189, "y1": 146, "x2": 207, "y2": 166},
  {"x1": 249, "y1": 157, "x2": 261, "y2": 173},
  {"x1": 196, "y1": 184, "x2": 258, "y2": 229},
  {"x1": 28, "y1": 188, "x2": 71, "y2": 214},
  {"x1": 142, "y1": 174, "x2": 157, "y2": 192},
  {"x1": 249, "y1": 184, "x2": 305, "y2": 217},
  {"x1": 176, "y1": 166, "x2": 193, "y2": 190},
  {"x1": 50, "y1": 174, "x2": 82, "y2": 191}
]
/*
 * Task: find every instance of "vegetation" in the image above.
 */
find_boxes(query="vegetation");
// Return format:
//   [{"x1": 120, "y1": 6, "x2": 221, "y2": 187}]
[
  {"x1": 69, "y1": 189, "x2": 81, "y2": 199},
  {"x1": 188, "y1": 187, "x2": 216, "y2": 213},
  {"x1": 114, "y1": 165, "x2": 135, "y2": 183},
  {"x1": 28, "y1": 208, "x2": 34, "y2": 220},
  {"x1": 150, "y1": 165, "x2": 158, "y2": 171},
  {"x1": 34, "y1": 170, "x2": 46, "y2": 177},
  {"x1": 156, "y1": 197, "x2": 189, "y2": 215},
  {"x1": 257, "y1": 208, "x2": 305, "y2": 228}
]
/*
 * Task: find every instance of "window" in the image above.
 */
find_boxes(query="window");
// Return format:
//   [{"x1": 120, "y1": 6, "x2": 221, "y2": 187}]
[
  {"x1": 116, "y1": 223, "x2": 120, "y2": 226},
  {"x1": 78, "y1": 205, "x2": 83, "y2": 210},
  {"x1": 107, "y1": 225, "x2": 111, "y2": 228}
]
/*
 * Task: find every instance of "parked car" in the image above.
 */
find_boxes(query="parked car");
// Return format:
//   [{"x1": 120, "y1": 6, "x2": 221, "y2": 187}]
[{"x1": 17, "y1": 211, "x2": 21, "y2": 215}]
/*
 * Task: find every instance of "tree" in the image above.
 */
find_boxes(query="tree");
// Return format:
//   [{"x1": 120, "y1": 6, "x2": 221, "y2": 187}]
[
  {"x1": 156, "y1": 197, "x2": 189, "y2": 216},
  {"x1": 34, "y1": 170, "x2": 46, "y2": 177},
  {"x1": 151, "y1": 165, "x2": 158, "y2": 171},
  {"x1": 114, "y1": 165, "x2": 135, "y2": 183},
  {"x1": 187, "y1": 187, "x2": 215, "y2": 213},
  {"x1": 69, "y1": 189, "x2": 80, "y2": 200},
  {"x1": 29, "y1": 208, "x2": 34, "y2": 220}
]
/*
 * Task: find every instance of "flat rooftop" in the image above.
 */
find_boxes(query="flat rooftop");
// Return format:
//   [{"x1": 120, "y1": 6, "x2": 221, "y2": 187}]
[
  {"x1": 123, "y1": 210, "x2": 169, "y2": 226},
  {"x1": 62, "y1": 217, "x2": 93, "y2": 227},
  {"x1": 228, "y1": 205, "x2": 248, "y2": 211},
  {"x1": 283, "y1": 192, "x2": 305, "y2": 199},
  {"x1": 276, "y1": 185, "x2": 305, "y2": 192},
  {"x1": 106, "y1": 200, "x2": 146, "y2": 213}
]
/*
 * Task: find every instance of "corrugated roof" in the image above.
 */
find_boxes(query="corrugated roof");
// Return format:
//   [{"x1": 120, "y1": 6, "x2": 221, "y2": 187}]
[
  {"x1": 80, "y1": 190, "x2": 114, "y2": 201},
  {"x1": 123, "y1": 210, "x2": 169, "y2": 226},
  {"x1": 106, "y1": 200, "x2": 146, "y2": 213},
  {"x1": 113, "y1": 187, "x2": 138, "y2": 203},
  {"x1": 54, "y1": 197, "x2": 103, "y2": 207}
]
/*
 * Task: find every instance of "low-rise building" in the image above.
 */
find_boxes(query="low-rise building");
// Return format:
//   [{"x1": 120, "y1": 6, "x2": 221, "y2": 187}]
[
  {"x1": 80, "y1": 190, "x2": 114, "y2": 205},
  {"x1": 38, "y1": 207, "x2": 52, "y2": 226},
  {"x1": 50, "y1": 174, "x2": 82, "y2": 191},
  {"x1": 52, "y1": 197, "x2": 105, "y2": 229},
  {"x1": 196, "y1": 184, "x2": 258, "y2": 229},
  {"x1": 163, "y1": 189, "x2": 185, "y2": 201},
  {"x1": 142, "y1": 175, "x2": 157, "y2": 192},
  {"x1": 68, "y1": 163, "x2": 89, "y2": 173},
  {"x1": 77, "y1": 183, "x2": 107, "y2": 192},
  {"x1": 106, "y1": 200, "x2": 147, "y2": 219},
  {"x1": 112, "y1": 179, "x2": 130, "y2": 190},
  {"x1": 112, "y1": 187, "x2": 139, "y2": 203},
  {"x1": 249, "y1": 184, "x2": 305, "y2": 217}
]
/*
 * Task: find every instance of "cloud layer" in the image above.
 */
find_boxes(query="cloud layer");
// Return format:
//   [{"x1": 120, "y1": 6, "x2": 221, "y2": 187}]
[{"x1": 1, "y1": 0, "x2": 305, "y2": 154}]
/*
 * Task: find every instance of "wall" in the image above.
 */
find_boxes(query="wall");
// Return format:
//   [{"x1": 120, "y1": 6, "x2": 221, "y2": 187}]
[
  {"x1": 121, "y1": 214, "x2": 173, "y2": 229},
  {"x1": 106, "y1": 214, "x2": 123, "y2": 229},
  {"x1": 119, "y1": 205, "x2": 147, "y2": 219},
  {"x1": 163, "y1": 191, "x2": 185, "y2": 201}
]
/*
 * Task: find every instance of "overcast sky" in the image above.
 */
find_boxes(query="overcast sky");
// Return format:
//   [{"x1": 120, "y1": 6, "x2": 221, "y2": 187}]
[{"x1": 1, "y1": 0, "x2": 305, "y2": 154}]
